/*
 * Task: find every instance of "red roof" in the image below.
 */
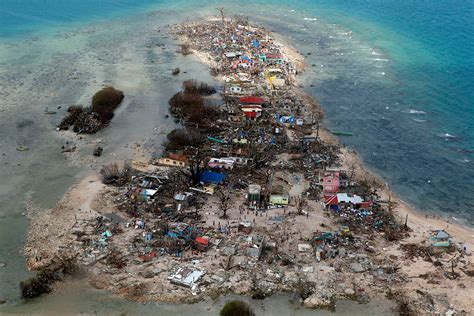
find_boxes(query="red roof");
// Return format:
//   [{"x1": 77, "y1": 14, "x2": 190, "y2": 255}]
[
  {"x1": 359, "y1": 201, "x2": 372, "y2": 209},
  {"x1": 325, "y1": 195, "x2": 338, "y2": 206},
  {"x1": 240, "y1": 96, "x2": 265, "y2": 105},
  {"x1": 244, "y1": 112, "x2": 258, "y2": 118},
  {"x1": 195, "y1": 237, "x2": 209, "y2": 245},
  {"x1": 138, "y1": 250, "x2": 157, "y2": 262},
  {"x1": 266, "y1": 54, "x2": 283, "y2": 59}
]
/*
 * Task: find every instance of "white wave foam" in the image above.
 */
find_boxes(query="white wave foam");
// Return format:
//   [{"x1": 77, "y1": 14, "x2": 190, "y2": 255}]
[
  {"x1": 303, "y1": 17, "x2": 317, "y2": 21},
  {"x1": 405, "y1": 109, "x2": 427, "y2": 114},
  {"x1": 438, "y1": 132, "x2": 457, "y2": 139},
  {"x1": 373, "y1": 58, "x2": 389, "y2": 62}
]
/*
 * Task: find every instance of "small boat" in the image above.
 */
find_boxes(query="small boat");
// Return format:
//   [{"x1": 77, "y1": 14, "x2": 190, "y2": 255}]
[
  {"x1": 207, "y1": 136, "x2": 227, "y2": 144},
  {"x1": 331, "y1": 130, "x2": 353, "y2": 136}
]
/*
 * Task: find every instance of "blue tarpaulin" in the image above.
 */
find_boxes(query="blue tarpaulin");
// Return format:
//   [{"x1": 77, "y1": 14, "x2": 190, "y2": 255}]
[
  {"x1": 101, "y1": 230, "x2": 112, "y2": 238},
  {"x1": 146, "y1": 232, "x2": 153, "y2": 241},
  {"x1": 200, "y1": 171, "x2": 226, "y2": 184}
]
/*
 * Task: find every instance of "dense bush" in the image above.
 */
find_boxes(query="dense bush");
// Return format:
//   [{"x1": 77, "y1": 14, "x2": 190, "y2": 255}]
[
  {"x1": 182, "y1": 79, "x2": 216, "y2": 95},
  {"x1": 165, "y1": 128, "x2": 205, "y2": 151},
  {"x1": 168, "y1": 80, "x2": 218, "y2": 124},
  {"x1": 188, "y1": 104, "x2": 219, "y2": 124},
  {"x1": 168, "y1": 91, "x2": 204, "y2": 116},
  {"x1": 20, "y1": 270, "x2": 56, "y2": 299},
  {"x1": 72, "y1": 112, "x2": 102, "y2": 134},
  {"x1": 91, "y1": 87, "x2": 124, "y2": 123},
  {"x1": 58, "y1": 87, "x2": 124, "y2": 133},
  {"x1": 57, "y1": 105, "x2": 85, "y2": 130},
  {"x1": 220, "y1": 300, "x2": 255, "y2": 316}
]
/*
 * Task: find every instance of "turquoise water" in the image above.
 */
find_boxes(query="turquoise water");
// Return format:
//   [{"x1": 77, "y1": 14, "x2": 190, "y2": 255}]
[
  {"x1": 0, "y1": 0, "x2": 473, "y2": 311},
  {"x1": 0, "y1": 0, "x2": 164, "y2": 38}
]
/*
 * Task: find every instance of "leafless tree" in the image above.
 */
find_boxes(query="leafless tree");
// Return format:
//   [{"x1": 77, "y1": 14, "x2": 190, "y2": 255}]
[
  {"x1": 217, "y1": 188, "x2": 231, "y2": 219},
  {"x1": 179, "y1": 43, "x2": 192, "y2": 55},
  {"x1": 216, "y1": 7, "x2": 225, "y2": 24},
  {"x1": 249, "y1": 142, "x2": 273, "y2": 169},
  {"x1": 193, "y1": 199, "x2": 204, "y2": 220},
  {"x1": 348, "y1": 161, "x2": 357, "y2": 185},
  {"x1": 181, "y1": 146, "x2": 208, "y2": 186},
  {"x1": 100, "y1": 160, "x2": 132, "y2": 185},
  {"x1": 296, "y1": 196, "x2": 306, "y2": 215}
]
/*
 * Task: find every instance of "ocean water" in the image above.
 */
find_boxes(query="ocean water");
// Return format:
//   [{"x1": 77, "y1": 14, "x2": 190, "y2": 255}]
[
  {"x1": 292, "y1": 0, "x2": 474, "y2": 224},
  {"x1": 0, "y1": 0, "x2": 472, "y2": 311}
]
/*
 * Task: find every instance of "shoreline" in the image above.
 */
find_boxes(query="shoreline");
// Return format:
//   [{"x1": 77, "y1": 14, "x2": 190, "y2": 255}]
[
  {"x1": 318, "y1": 129, "x2": 474, "y2": 241},
  {"x1": 24, "y1": 16, "x2": 473, "y2": 313}
]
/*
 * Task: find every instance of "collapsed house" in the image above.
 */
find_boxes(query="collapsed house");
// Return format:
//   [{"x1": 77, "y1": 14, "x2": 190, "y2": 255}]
[
  {"x1": 168, "y1": 266, "x2": 205, "y2": 288},
  {"x1": 429, "y1": 230, "x2": 452, "y2": 247}
]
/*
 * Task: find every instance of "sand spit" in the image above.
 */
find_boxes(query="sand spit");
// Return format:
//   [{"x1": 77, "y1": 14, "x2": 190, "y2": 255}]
[{"x1": 25, "y1": 17, "x2": 473, "y2": 314}]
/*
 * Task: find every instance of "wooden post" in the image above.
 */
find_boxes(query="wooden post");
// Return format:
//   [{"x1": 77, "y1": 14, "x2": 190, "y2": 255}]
[{"x1": 388, "y1": 193, "x2": 392, "y2": 216}]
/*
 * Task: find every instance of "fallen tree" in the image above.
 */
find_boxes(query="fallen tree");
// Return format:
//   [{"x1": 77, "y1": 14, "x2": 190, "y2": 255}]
[{"x1": 20, "y1": 257, "x2": 79, "y2": 299}]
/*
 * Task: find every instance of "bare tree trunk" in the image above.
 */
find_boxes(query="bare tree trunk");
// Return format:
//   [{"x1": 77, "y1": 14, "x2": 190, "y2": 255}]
[{"x1": 216, "y1": 7, "x2": 225, "y2": 25}]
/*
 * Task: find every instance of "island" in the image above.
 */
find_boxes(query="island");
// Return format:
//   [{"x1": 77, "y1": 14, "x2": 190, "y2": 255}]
[{"x1": 24, "y1": 16, "x2": 473, "y2": 314}]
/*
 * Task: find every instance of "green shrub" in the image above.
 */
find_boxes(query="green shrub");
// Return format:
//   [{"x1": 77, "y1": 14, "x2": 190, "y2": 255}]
[
  {"x1": 91, "y1": 87, "x2": 124, "y2": 122},
  {"x1": 20, "y1": 270, "x2": 55, "y2": 299},
  {"x1": 169, "y1": 91, "x2": 204, "y2": 115},
  {"x1": 165, "y1": 128, "x2": 204, "y2": 151},
  {"x1": 220, "y1": 300, "x2": 255, "y2": 316},
  {"x1": 182, "y1": 79, "x2": 216, "y2": 95}
]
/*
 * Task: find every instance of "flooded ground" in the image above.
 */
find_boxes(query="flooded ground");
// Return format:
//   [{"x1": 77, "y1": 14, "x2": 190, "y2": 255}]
[{"x1": 1, "y1": 279, "x2": 398, "y2": 315}]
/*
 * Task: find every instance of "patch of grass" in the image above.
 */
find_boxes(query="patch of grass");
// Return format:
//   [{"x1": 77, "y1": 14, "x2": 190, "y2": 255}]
[{"x1": 220, "y1": 300, "x2": 255, "y2": 316}]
